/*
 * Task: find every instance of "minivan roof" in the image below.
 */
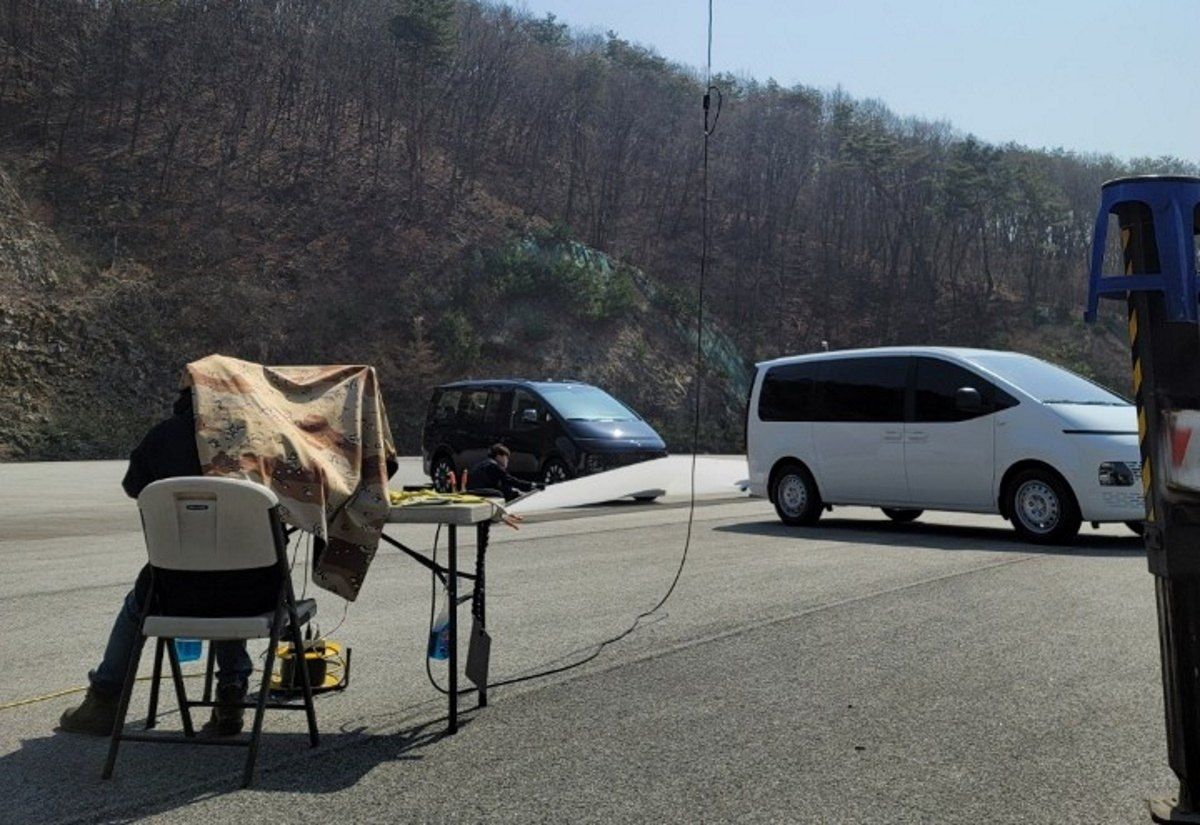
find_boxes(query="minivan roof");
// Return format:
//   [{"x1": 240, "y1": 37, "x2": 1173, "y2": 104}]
[{"x1": 755, "y1": 346, "x2": 1012, "y2": 369}]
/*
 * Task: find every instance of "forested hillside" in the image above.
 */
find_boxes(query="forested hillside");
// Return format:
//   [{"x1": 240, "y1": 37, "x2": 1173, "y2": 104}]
[{"x1": 1, "y1": 0, "x2": 1195, "y2": 460}]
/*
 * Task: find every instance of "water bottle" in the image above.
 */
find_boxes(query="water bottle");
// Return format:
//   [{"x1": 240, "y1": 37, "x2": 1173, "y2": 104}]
[
  {"x1": 174, "y1": 638, "x2": 203, "y2": 663},
  {"x1": 427, "y1": 589, "x2": 450, "y2": 661}
]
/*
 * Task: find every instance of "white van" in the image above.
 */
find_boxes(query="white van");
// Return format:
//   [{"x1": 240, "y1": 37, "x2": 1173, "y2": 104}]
[{"x1": 745, "y1": 347, "x2": 1143, "y2": 544}]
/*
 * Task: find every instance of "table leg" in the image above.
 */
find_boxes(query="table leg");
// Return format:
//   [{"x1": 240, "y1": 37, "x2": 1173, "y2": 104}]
[
  {"x1": 475, "y1": 521, "x2": 488, "y2": 708},
  {"x1": 447, "y1": 524, "x2": 458, "y2": 734}
]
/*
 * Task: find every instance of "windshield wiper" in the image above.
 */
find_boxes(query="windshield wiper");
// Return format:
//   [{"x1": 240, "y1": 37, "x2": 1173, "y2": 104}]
[{"x1": 1043, "y1": 400, "x2": 1129, "y2": 406}]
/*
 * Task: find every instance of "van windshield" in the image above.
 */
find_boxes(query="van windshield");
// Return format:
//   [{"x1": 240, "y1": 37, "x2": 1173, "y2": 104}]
[
  {"x1": 536, "y1": 385, "x2": 637, "y2": 421},
  {"x1": 965, "y1": 353, "x2": 1131, "y2": 406}
]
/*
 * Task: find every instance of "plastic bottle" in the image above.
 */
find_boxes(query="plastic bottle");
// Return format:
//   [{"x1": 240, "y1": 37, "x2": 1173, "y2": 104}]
[
  {"x1": 427, "y1": 588, "x2": 450, "y2": 661},
  {"x1": 174, "y1": 638, "x2": 203, "y2": 663}
]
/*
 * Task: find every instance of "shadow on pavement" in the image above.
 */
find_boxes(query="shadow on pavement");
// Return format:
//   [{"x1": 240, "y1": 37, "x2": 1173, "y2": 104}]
[
  {"x1": 5, "y1": 713, "x2": 470, "y2": 825},
  {"x1": 714, "y1": 517, "x2": 1144, "y2": 557}
]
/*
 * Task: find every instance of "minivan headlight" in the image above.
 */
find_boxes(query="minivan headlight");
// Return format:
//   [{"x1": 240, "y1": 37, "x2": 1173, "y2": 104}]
[{"x1": 1099, "y1": 461, "x2": 1136, "y2": 487}]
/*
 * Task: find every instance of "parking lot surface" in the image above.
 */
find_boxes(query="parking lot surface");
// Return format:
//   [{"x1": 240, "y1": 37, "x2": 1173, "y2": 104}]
[{"x1": 0, "y1": 460, "x2": 1174, "y2": 823}]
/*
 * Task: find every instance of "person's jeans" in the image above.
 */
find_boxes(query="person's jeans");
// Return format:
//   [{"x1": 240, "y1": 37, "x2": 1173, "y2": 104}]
[{"x1": 89, "y1": 566, "x2": 252, "y2": 698}]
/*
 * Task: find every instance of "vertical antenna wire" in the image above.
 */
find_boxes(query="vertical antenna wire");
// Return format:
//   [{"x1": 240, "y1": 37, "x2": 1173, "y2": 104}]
[
  {"x1": 706, "y1": 0, "x2": 713, "y2": 85},
  {"x1": 639, "y1": 0, "x2": 719, "y2": 618}
]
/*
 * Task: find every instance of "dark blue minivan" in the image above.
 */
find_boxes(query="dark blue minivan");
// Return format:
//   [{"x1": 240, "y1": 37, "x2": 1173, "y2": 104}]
[{"x1": 421, "y1": 380, "x2": 668, "y2": 490}]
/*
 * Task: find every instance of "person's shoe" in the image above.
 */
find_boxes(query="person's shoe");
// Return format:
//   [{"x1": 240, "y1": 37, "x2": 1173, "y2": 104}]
[
  {"x1": 58, "y1": 687, "x2": 119, "y2": 736},
  {"x1": 201, "y1": 683, "x2": 247, "y2": 736}
]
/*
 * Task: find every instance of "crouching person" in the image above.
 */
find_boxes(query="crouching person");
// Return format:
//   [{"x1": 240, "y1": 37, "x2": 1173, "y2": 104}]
[{"x1": 468, "y1": 443, "x2": 539, "y2": 502}]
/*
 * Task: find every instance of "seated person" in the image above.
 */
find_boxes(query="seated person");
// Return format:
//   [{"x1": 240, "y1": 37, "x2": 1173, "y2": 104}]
[
  {"x1": 59, "y1": 390, "x2": 268, "y2": 737},
  {"x1": 468, "y1": 444, "x2": 539, "y2": 502}
]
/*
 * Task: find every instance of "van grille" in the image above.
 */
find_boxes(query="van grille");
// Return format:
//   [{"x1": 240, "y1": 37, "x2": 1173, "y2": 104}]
[{"x1": 585, "y1": 451, "x2": 668, "y2": 474}]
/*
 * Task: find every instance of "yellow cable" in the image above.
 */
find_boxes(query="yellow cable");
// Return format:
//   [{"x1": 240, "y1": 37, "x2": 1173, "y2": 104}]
[
  {"x1": 0, "y1": 685, "x2": 91, "y2": 709},
  {"x1": 0, "y1": 672, "x2": 216, "y2": 711}
]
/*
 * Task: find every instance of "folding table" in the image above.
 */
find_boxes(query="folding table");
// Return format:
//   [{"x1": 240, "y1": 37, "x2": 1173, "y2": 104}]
[{"x1": 382, "y1": 501, "x2": 495, "y2": 733}]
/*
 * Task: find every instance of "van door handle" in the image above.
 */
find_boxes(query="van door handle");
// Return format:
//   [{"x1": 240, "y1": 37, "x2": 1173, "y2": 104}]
[{"x1": 883, "y1": 429, "x2": 902, "y2": 442}]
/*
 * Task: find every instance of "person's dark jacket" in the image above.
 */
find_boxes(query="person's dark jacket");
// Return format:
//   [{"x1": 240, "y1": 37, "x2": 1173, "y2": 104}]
[
  {"x1": 122, "y1": 392, "x2": 202, "y2": 498},
  {"x1": 126, "y1": 391, "x2": 278, "y2": 616},
  {"x1": 467, "y1": 457, "x2": 536, "y2": 502}
]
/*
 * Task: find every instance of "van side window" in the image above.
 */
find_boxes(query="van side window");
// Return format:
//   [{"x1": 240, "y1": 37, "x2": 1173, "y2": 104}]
[
  {"x1": 485, "y1": 390, "x2": 510, "y2": 430},
  {"x1": 511, "y1": 390, "x2": 544, "y2": 429},
  {"x1": 435, "y1": 390, "x2": 462, "y2": 422},
  {"x1": 461, "y1": 390, "x2": 491, "y2": 425},
  {"x1": 913, "y1": 358, "x2": 1011, "y2": 422},
  {"x1": 819, "y1": 357, "x2": 907, "y2": 422},
  {"x1": 759, "y1": 363, "x2": 820, "y2": 421}
]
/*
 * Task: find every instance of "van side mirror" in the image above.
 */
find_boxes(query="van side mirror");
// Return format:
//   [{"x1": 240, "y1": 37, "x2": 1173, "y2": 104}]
[
  {"x1": 521, "y1": 408, "x2": 539, "y2": 424},
  {"x1": 955, "y1": 386, "x2": 984, "y2": 413}
]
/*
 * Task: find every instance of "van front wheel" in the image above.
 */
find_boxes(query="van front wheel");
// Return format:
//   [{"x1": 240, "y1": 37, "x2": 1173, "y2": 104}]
[
  {"x1": 542, "y1": 458, "x2": 572, "y2": 486},
  {"x1": 772, "y1": 464, "x2": 822, "y2": 526},
  {"x1": 1008, "y1": 468, "x2": 1081, "y2": 544}
]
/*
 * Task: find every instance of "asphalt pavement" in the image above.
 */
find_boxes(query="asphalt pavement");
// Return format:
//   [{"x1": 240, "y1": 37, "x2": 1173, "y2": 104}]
[{"x1": 0, "y1": 459, "x2": 1177, "y2": 824}]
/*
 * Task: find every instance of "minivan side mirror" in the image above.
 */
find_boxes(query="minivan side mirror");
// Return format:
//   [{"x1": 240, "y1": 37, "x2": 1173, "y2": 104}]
[
  {"x1": 955, "y1": 386, "x2": 984, "y2": 413},
  {"x1": 521, "y1": 408, "x2": 539, "y2": 424}
]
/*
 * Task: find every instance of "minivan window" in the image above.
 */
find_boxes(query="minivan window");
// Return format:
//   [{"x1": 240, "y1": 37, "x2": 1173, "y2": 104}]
[
  {"x1": 759, "y1": 357, "x2": 906, "y2": 422},
  {"x1": 511, "y1": 390, "x2": 544, "y2": 429},
  {"x1": 965, "y1": 353, "x2": 1131, "y2": 406},
  {"x1": 461, "y1": 390, "x2": 491, "y2": 425},
  {"x1": 434, "y1": 390, "x2": 461, "y2": 422},
  {"x1": 537, "y1": 384, "x2": 636, "y2": 421},
  {"x1": 820, "y1": 357, "x2": 907, "y2": 422},
  {"x1": 486, "y1": 390, "x2": 511, "y2": 429},
  {"x1": 914, "y1": 358, "x2": 1000, "y2": 422},
  {"x1": 759, "y1": 362, "x2": 819, "y2": 421}
]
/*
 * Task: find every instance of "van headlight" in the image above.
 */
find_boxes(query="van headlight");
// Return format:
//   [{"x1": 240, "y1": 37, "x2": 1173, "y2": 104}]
[{"x1": 1099, "y1": 461, "x2": 1136, "y2": 486}]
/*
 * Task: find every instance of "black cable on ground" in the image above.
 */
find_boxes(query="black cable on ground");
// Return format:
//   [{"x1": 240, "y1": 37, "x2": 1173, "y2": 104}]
[{"x1": 424, "y1": 1, "x2": 722, "y2": 696}]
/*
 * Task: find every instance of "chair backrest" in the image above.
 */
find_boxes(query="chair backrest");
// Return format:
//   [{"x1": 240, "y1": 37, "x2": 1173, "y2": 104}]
[{"x1": 138, "y1": 477, "x2": 282, "y2": 571}]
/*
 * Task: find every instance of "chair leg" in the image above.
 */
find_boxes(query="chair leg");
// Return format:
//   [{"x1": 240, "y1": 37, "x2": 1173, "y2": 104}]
[
  {"x1": 202, "y1": 643, "x2": 216, "y2": 703},
  {"x1": 144, "y1": 638, "x2": 165, "y2": 730},
  {"x1": 244, "y1": 619, "x2": 282, "y2": 788},
  {"x1": 286, "y1": 603, "x2": 319, "y2": 747},
  {"x1": 102, "y1": 634, "x2": 146, "y2": 779},
  {"x1": 165, "y1": 639, "x2": 194, "y2": 738}
]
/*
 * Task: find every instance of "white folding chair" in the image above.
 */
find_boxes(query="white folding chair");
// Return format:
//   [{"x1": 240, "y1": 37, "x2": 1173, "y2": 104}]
[{"x1": 102, "y1": 477, "x2": 319, "y2": 787}]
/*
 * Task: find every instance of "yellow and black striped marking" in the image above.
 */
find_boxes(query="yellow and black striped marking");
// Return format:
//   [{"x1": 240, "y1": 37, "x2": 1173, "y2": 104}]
[{"x1": 1129, "y1": 303, "x2": 1156, "y2": 523}]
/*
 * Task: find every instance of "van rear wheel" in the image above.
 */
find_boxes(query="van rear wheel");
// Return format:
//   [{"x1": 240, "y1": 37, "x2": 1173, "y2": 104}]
[
  {"x1": 882, "y1": 508, "x2": 923, "y2": 523},
  {"x1": 431, "y1": 454, "x2": 455, "y2": 493},
  {"x1": 772, "y1": 463, "x2": 822, "y2": 526},
  {"x1": 1008, "y1": 468, "x2": 1081, "y2": 544}
]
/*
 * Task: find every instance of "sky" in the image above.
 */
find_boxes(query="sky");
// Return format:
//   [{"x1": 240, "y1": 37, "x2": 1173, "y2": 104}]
[{"x1": 516, "y1": 0, "x2": 1199, "y2": 163}]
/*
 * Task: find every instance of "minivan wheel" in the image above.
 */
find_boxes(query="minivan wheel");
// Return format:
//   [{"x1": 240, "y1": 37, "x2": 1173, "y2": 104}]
[
  {"x1": 542, "y1": 458, "x2": 572, "y2": 486},
  {"x1": 1008, "y1": 468, "x2": 1081, "y2": 544},
  {"x1": 771, "y1": 463, "x2": 822, "y2": 526},
  {"x1": 882, "y1": 508, "x2": 923, "y2": 523},
  {"x1": 431, "y1": 454, "x2": 455, "y2": 493}
]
